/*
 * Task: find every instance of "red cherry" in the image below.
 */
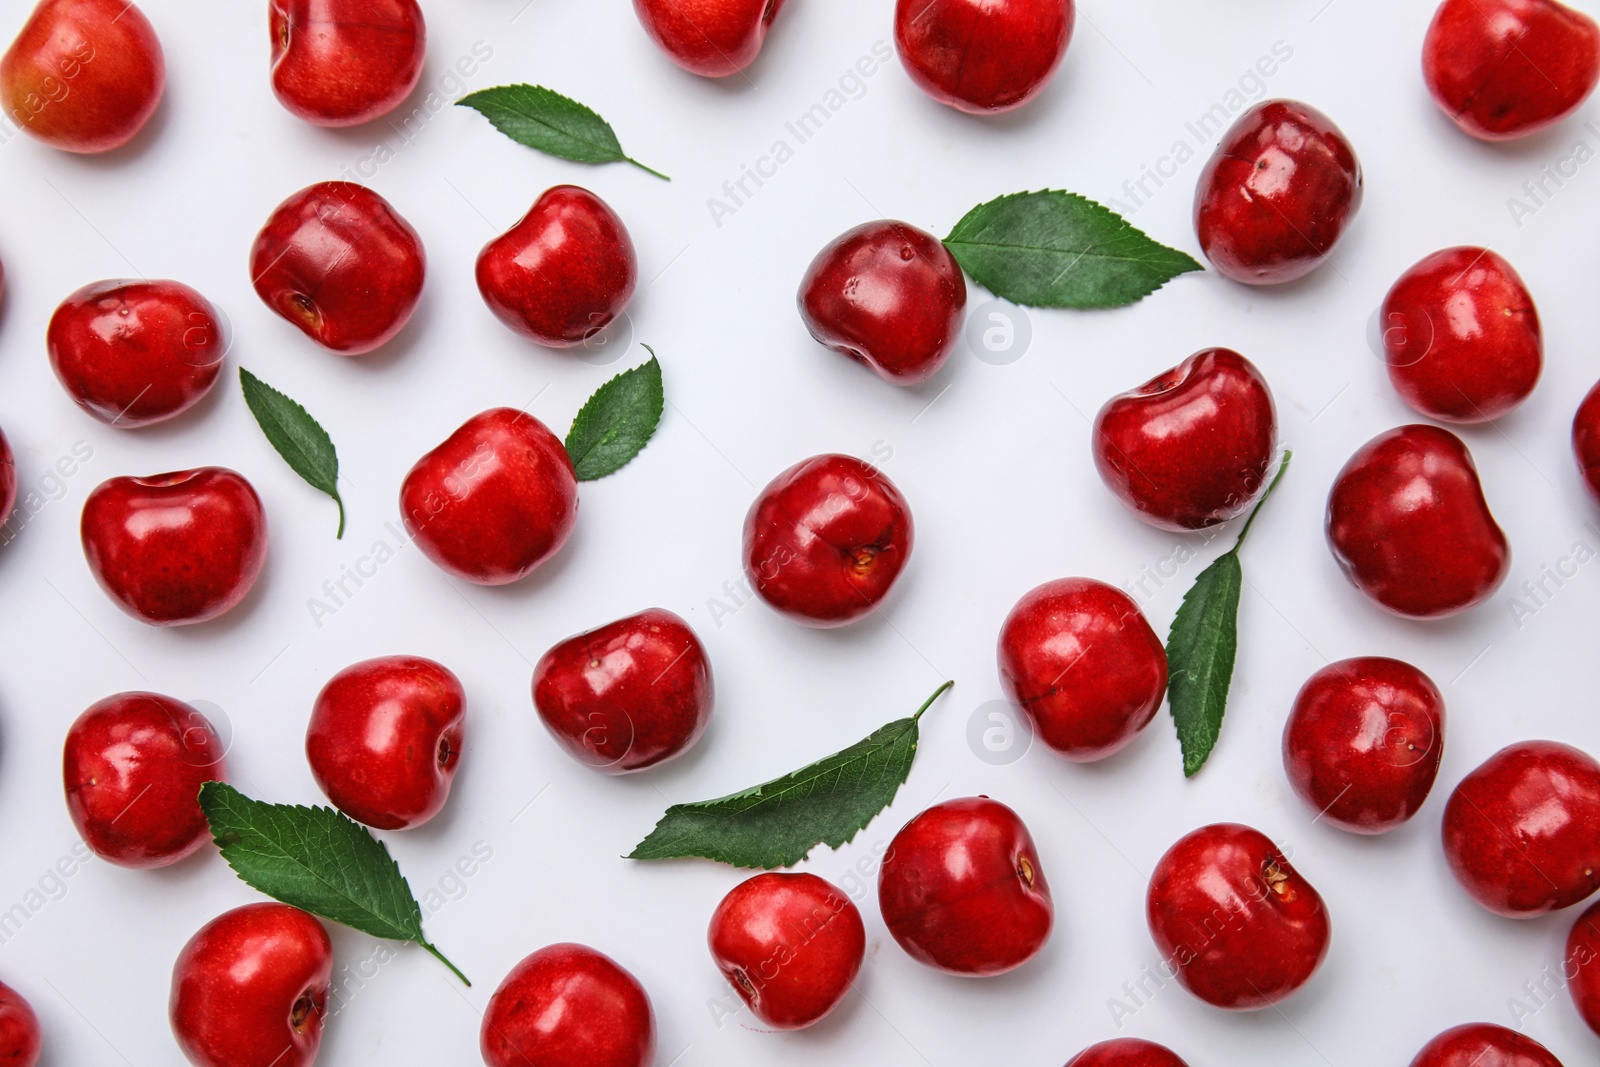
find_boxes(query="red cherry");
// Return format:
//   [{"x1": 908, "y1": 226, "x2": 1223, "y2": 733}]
[
  {"x1": 1567, "y1": 900, "x2": 1600, "y2": 1036},
  {"x1": 0, "y1": 428, "x2": 15, "y2": 526},
  {"x1": 894, "y1": 0, "x2": 1074, "y2": 114},
  {"x1": 1380, "y1": 247, "x2": 1541, "y2": 423},
  {"x1": 1423, "y1": 0, "x2": 1600, "y2": 140},
  {"x1": 1146, "y1": 823, "x2": 1330, "y2": 1010},
  {"x1": 250, "y1": 181, "x2": 426, "y2": 355},
  {"x1": 475, "y1": 186, "x2": 637, "y2": 349},
  {"x1": 0, "y1": 980, "x2": 41, "y2": 1067},
  {"x1": 707, "y1": 872, "x2": 865, "y2": 1030},
  {"x1": 1442, "y1": 740, "x2": 1600, "y2": 917},
  {"x1": 1282, "y1": 657, "x2": 1445, "y2": 834},
  {"x1": 306, "y1": 656, "x2": 464, "y2": 830},
  {"x1": 1326, "y1": 424, "x2": 1509, "y2": 618},
  {"x1": 1064, "y1": 1038, "x2": 1190, "y2": 1067},
  {"x1": 169, "y1": 903, "x2": 332, "y2": 1067},
  {"x1": 47, "y1": 279, "x2": 225, "y2": 428},
  {"x1": 400, "y1": 408, "x2": 578, "y2": 586},
  {"x1": 997, "y1": 577, "x2": 1168, "y2": 761},
  {"x1": 0, "y1": 0, "x2": 164, "y2": 153},
  {"x1": 1093, "y1": 348, "x2": 1277, "y2": 531},
  {"x1": 1195, "y1": 99, "x2": 1362, "y2": 285},
  {"x1": 269, "y1": 0, "x2": 425, "y2": 127},
  {"x1": 743, "y1": 453, "x2": 913, "y2": 627},
  {"x1": 63, "y1": 692, "x2": 227, "y2": 868},
  {"x1": 481, "y1": 944, "x2": 654, "y2": 1067},
  {"x1": 1572, "y1": 379, "x2": 1600, "y2": 506},
  {"x1": 878, "y1": 796, "x2": 1053, "y2": 976},
  {"x1": 1408, "y1": 1023, "x2": 1564, "y2": 1067},
  {"x1": 81, "y1": 467, "x2": 268, "y2": 626},
  {"x1": 532, "y1": 608, "x2": 713, "y2": 774},
  {"x1": 798, "y1": 220, "x2": 967, "y2": 386},
  {"x1": 632, "y1": 0, "x2": 785, "y2": 78}
]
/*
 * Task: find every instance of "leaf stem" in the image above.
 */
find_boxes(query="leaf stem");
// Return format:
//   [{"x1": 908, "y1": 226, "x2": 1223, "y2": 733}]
[
  {"x1": 419, "y1": 940, "x2": 470, "y2": 986},
  {"x1": 333, "y1": 494, "x2": 346, "y2": 540},
  {"x1": 1232, "y1": 450, "x2": 1293, "y2": 551},
  {"x1": 626, "y1": 157, "x2": 671, "y2": 181},
  {"x1": 912, "y1": 680, "x2": 955, "y2": 722}
]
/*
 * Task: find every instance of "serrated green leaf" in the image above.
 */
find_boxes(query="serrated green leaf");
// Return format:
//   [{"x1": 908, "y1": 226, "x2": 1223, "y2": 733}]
[
  {"x1": 457, "y1": 84, "x2": 668, "y2": 180},
  {"x1": 564, "y1": 348, "x2": 664, "y2": 481},
  {"x1": 1165, "y1": 452, "x2": 1292, "y2": 777},
  {"x1": 199, "y1": 782, "x2": 468, "y2": 984},
  {"x1": 630, "y1": 681, "x2": 954, "y2": 869},
  {"x1": 238, "y1": 368, "x2": 345, "y2": 538},
  {"x1": 944, "y1": 190, "x2": 1202, "y2": 308}
]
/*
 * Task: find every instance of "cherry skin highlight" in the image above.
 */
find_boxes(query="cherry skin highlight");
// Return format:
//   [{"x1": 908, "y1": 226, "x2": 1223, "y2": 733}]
[
  {"x1": 798, "y1": 219, "x2": 967, "y2": 385},
  {"x1": 269, "y1": 0, "x2": 426, "y2": 127},
  {"x1": 533, "y1": 608, "x2": 713, "y2": 774},
  {"x1": 1093, "y1": 347, "x2": 1277, "y2": 531},
  {"x1": 998, "y1": 577, "x2": 1168, "y2": 761},
  {"x1": 306, "y1": 655, "x2": 465, "y2": 830},
  {"x1": 1064, "y1": 1039, "x2": 1190, "y2": 1067},
  {"x1": 1442, "y1": 740, "x2": 1600, "y2": 917},
  {"x1": 894, "y1": 0, "x2": 1075, "y2": 114},
  {"x1": 1325, "y1": 424, "x2": 1509, "y2": 618},
  {"x1": 1407, "y1": 1023, "x2": 1564, "y2": 1067},
  {"x1": 63, "y1": 692, "x2": 227, "y2": 868},
  {"x1": 481, "y1": 944, "x2": 655, "y2": 1067},
  {"x1": 1195, "y1": 99, "x2": 1362, "y2": 285},
  {"x1": 743, "y1": 453, "x2": 913, "y2": 627},
  {"x1": 1423, "y1": 0, "x2": 1600, "y2": 140},
  {"x1": 632, "y1": 0, "x2": 786, "y2": 78},
  {"x1": 48, "y1": 279, "x2": 225, "y2": 427},
  {"x1": 708, "y1": 872, "x2": 865, "y2": 1030},
  {"x1": 1282, "y1": 657, "x2": 1445, "y2": 834},
  {"x1": 878, "y1": 796, "x2": 1053, "y2": 976},
  {"x1": 1380, "y1": 247, "x2": 1541, "y2": 423}
]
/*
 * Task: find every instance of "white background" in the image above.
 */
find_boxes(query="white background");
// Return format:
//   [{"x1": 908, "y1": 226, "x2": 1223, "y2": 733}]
[{"x1": 1, "y1": 0, "x2": 1598, "y2": 1064}]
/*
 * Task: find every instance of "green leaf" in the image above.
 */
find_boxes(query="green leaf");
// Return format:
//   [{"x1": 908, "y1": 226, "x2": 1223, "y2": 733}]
[
  {"x1": 943, "y1": 190, "x2": 1202, "y2": 308},
  {"x1": 457, "y1": 84, "x2": 669, "y2": 180},
  {"x1": 1165, "y1": 452, "x2": 1292, "y2": 777},
  {"x1": 564, "y1": 347, "x2": 665, "y2": 481},
  {"x1": 198, "y1": 782, "x2": 469, "y2": 985},
  {"x1": 629, "y1": 681, "x2": 954, "y2": 869},
  {"x1": 238, "y1": 368, "x2": 345, "y2": 538}
]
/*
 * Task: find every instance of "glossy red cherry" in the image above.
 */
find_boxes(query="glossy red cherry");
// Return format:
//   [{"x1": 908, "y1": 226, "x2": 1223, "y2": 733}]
[
  {"x1": 63, "y1": 692, "x2": 227, "y2": 868},
  {"x1": 798, "y1": 219, "x2": 966, "y2": 386},
  {"x1": 1146, "y1": 823, "x2": 1330, "y2": 1011},
  {"x1": 743, "y1": 453, "x2": 913, "y2": 627},
  {"x1": 47, "y1": 279, "x2": 224, "y2": 428},
  {"x1": 269, "y1": 0, "x2": 425, "y2": 127},
  {"x1": 708, "y1": 872, "x2": 865, "y2": 1030},
  {"x1": 1195, "y1": 99, "x2": 1362, "y2": 285},
  {"x1": 1282, "y1": 658, "x2": 1444, "y2": 834},
  {"x1": 0, "y1": 0, "x2": 164, "y2": 153},
  {"x1": 1572, "y1": 379, "x2": 1600, "y2": 506},
  {"x1": 250, "y1": 181, "x2": 425, "y2": 355},
  {"x1": 400, "y1": 408, "x2": 578, "y2": 586},
  {"x1": 1064, "y1": 1039, "x2": 1190, "y2": 1067},
  {"x1": 532, "y1": 608, "x2": 712, "y2": 774},
  {"x1": 1326, "y1": 424, "x2": 1509, "y2": 618},
  {"x1": 632, "y1": 0, "x2": 785, "y2": 78},
  {"x1": 1568, "y1": 900, "x2": 1600, "y2": 1036},
  {"x1": 879, "y1": 796, "x2": 1052, "y2": 976},
  {"x1": 894, "y1": 0, "x2": 1074, "y2": 114},
  {"x1": 306, "y1": 656, "x2": 464, "y2": 830},
  {"x1": 1424, "y1": 0, "x2": 1600, "y2": 140},
  {"x1": 481, "y1": 944, "x2": 654, "y2": 1067},
  {"x1": 81, "y1": 467, "x2": 268, "y2": 626},
  {"x1": 1093, "y1": 348, "x2": 1277, "y2": 531},
  {"x1": 476, "y1": 186, "x2": 637, "y2": 350},
  {"x1": 997, "y1": 577, "x2": 1167, "y2": 761},
  {"x1": 170, "y1": 904, "x2": 331, "y2": 1067},
  {"x1": 1408, "y1": 1023, "x2": 1563, "y2": 1067},
  {"x1": 0, "y1": 980, "x2": 41, "y2": 1067},
  {"x1": 1442, "y1": 740, "x2": 1600, "y2": 917},
  {"x1": 0, "y1": 428, "x2": 15, "y2": 526},
  {"x1": 1380, "y1": 247, "x2": 1541, "y2": 423}
]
